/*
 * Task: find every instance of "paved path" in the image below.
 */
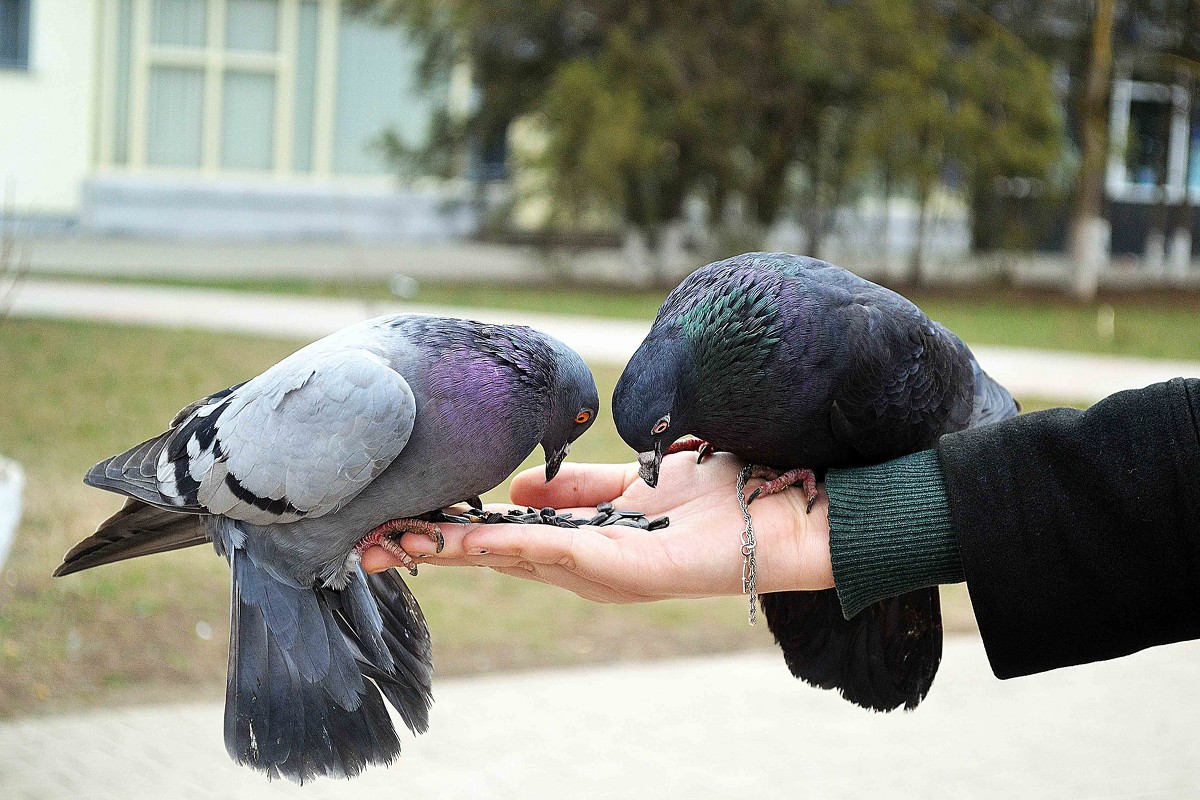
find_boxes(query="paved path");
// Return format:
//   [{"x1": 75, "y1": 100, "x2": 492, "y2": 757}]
[
  {"x1": 10, "y1": 279, "x2": 1200, "y2": 403},
  {"x1": 2, "y1": 639, "x2": 1198, "y2": 799},
  {"x1": 21, "y1": 237, "x2": 657, "y2": 285}
]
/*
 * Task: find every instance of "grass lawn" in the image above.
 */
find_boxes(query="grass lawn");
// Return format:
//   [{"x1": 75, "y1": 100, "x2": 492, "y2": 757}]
[
  {"x1": 0, "y1": 317, "x2": 1079, "y2": 719},
  {"x1": 42, "y1": 272, "x2": 1200, "y2": 362}
]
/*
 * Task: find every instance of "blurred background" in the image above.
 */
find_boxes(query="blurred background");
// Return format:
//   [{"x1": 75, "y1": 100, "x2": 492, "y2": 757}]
[
  {"x1": 3, "y1": 0, "x2": 1200, "y2": 289},
  {"x1": 1, "y1": 0, "x2": 1199, "y2": 797}
]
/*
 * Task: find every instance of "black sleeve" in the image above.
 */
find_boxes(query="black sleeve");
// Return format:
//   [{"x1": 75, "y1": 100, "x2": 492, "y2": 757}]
[{"x1": 937, "y1": 378, "x2": 1200, "y2": 679}]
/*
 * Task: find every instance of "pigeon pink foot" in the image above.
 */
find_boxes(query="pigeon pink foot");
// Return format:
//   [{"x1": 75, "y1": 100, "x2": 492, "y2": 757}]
[
  {"x1": 666, "y1": 438, "x2": 720, "y2": 463},
  {"x1": 356, "y1": 518, "x2": 444, "y2": 576},
  {"x1": 746, "y1": 466, "x2": 819, "y2": 513}
]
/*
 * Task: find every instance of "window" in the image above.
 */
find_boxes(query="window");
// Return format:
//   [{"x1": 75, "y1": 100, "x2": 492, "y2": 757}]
[
  {"x1": 142, "y1": 0, "x2": 282, "y2": 170},
  {"x1": 1108, "y1": 79, "x2": 1192, "y2": 204},
  {"x1": 98, "y1": 0, "x2": 447, "y2": 178},
  {"x1": 333, "y1": 13, "x2": 418, "y2": 174},
  {"x1": 0, "y1": 0, "x2": 30, "y2": 70},
  {"x1": 1124, "y1": 98, "x2": 1171, "y2": 188}
]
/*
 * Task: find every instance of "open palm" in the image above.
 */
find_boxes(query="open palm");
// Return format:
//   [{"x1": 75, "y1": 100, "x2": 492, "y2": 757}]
[{"x1": 362, "y1": 452, "x2": 833, "y2": 603}]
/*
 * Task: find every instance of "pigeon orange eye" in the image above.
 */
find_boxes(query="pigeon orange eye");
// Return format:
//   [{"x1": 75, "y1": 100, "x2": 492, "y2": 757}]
[
  {"x1": 575, "y1": 410, "x2": 592, "y2": 424},
  {"x1": 652, "y1": 418, "x2": 670, "y2": 435}
]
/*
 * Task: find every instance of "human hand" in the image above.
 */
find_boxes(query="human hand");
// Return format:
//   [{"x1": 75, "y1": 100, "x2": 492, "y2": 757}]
[{"x1": 360, "y1": 452, "x2": 833, "y2": 603}]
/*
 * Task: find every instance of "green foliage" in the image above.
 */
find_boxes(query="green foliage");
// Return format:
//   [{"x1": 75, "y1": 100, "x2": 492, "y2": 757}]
[
  {"x1": 944, "y1": 10, "x2": 1069, "y2": 253},
  {"x1": 534, "y1": 59, "x2": 651, "y2": 230},
  {"x1": 354, "y1": 0, "x2": 1068, "y2": 255},
  {"x1": 829, "y1": 2, "x2": 1068, "y2": 264}
]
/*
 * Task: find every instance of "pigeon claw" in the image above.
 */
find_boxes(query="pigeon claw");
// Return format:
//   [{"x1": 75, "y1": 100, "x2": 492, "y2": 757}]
[
  {"x1": 666, "y1": 438, "x2": 720, "y2": 464},
  {"x1": 746, "y1": 466, "x2": 818, "y2": 513},
  {"x1": 356, "y1": 518, "x2": 445, "y2": 576}
]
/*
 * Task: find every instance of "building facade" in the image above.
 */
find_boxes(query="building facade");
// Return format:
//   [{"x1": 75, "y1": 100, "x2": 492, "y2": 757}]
[{"x1": 0, "y1": 0, "x2": 473, "y2": 239}]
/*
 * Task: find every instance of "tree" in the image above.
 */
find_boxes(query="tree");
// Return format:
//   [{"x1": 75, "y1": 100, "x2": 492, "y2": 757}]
[
  {"x1": 363, "y1": 0, "x2": 1067, "y2": 286},
  {"x1": 950, "y1": 7, "x2": 1068, "y2": 253},
  {"x1": 847, "y1": 1, "x2": 1065, "y2": 282},
  {"x1": 1070, "y1": 0, "x2": 1116, "y2": 300}
]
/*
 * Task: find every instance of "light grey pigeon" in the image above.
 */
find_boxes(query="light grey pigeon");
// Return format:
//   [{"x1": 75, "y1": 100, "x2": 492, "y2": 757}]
[{"x1": 54, "y1": 314, "x2": 600, "y2": 782}]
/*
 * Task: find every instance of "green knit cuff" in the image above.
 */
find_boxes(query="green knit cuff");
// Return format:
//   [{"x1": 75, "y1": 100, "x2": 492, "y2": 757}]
[{"x1": 825, "y1": 449, "x2": 964, "y2": 619}]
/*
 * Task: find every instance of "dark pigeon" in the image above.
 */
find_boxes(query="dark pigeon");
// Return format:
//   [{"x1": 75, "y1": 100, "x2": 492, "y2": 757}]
[
  {"x1": 613, "y1": 253, "x2": 1018, "y2": 712},
  {"x1": 55, "y1": 314, "x2": 599, "y2": 781}
]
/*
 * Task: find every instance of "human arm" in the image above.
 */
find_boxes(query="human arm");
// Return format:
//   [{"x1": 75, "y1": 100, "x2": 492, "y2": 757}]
[
  {"x1": 824, "y1": 377, "x2": 1200, "y2": 677},
  {"x1": 934, "y1": 377, "x2": 1200, "y2": 677}
]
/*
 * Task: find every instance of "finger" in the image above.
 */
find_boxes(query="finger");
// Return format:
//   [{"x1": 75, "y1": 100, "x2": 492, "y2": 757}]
[
  {"x1": 446, "y1": 502, "x2": 524, "y2": 516},
  {"x1": 359, "y1": 524, "x2": 482, "y2": 573},
  {"x1": 361, "y1": 546, "x2": 403, "y2": 574},
  {"x1": 362, "y1": 515, "x2": 647, "y2": 574},
  {"x1": 396, "y1": 521, "x2": 623, "y2": 556},
  {"x1": 462, "y1": 524, "x2": 620, "y2": 580},
  {"x1": 360, "y1": 537, "x2": 531, "y2": 572},
  {"x1": 396, "y1": 525, "x2": 475, "y2": 558},
  {"x1": 397, "y1": 518, "x2": 636, "y2": 565},
  {"x1": 490, "y1": 564, "x2": 643, "y2": 604},
  {"x1": 510, "y1": 462, "x2": 639, "y2": 509}
]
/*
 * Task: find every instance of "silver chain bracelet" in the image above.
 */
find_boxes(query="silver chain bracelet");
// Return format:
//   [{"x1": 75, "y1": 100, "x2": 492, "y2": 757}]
[{"x1": 736, "y1": 464, "x2": 757, "y2": 626}]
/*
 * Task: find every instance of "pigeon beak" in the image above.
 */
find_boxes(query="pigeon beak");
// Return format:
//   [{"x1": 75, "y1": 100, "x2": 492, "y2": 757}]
[
  {"x1": 545, "y1": 442, "x2": 571, "y2": 482},
  {"x1": 637, "y1": 447, "x2": 662, "y2": 488}
]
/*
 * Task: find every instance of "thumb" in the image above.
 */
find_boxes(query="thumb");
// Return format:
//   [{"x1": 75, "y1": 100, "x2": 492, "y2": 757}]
[{"x1": 510, "y1": 462, "x2": 638, "y2": 509}]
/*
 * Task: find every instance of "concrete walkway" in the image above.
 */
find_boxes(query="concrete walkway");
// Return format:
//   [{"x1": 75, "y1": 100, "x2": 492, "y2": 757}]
[
  {"x1": 10, "y1": 279, "x2": 1200, "y2": 404},
  {"x1": 2, "y1": 639, "x2": 1198, "y2": 799},
  {"x1": 21, "y1": 237, "x2": 660, "y2": 285}
]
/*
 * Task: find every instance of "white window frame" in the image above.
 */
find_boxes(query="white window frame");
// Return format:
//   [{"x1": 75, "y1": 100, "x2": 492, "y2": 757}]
[
  {"x1": 1107, "y1": 77, "x2": 1192, "y2": 205},
  {"x1": 95, "y1": 0, "x2": 343, "y2": 180}
]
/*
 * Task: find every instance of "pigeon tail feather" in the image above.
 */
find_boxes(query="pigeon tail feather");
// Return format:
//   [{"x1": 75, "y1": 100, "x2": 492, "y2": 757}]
[
  {"x1": 323, "y1": 569, "x2": 434, "y2": 737},
  {"x1": 760, "y1": 587, "x2": 942, "y2": 712},
  {"x1": 219, "y1": 519, "x2": 432, "y2": 783},
  {"x1": 53, "y1": 499, "x2": 207, "y2": 577}
]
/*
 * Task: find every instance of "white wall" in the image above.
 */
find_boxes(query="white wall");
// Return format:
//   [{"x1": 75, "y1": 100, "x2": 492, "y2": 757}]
[{"x1": 0, "y1": 0, "x2": 96, "y2": 216}]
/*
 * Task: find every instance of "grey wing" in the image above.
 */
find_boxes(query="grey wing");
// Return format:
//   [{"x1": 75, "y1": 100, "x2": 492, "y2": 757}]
[
  {"x1": 966, "y1": 353, "x2": 1020, "y2": 428},
  {"x1": 931, "y1": 322, "x2": 1020, "y2": 429},
  {"x1": 828, "y1": 302, "x2": 977, "y2": 462},
  {"x1": 86, "y1": 348, "x2": 416, "y2": 526}
]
